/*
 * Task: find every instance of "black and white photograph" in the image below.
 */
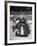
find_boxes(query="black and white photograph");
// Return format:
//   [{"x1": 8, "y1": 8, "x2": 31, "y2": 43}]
[
  {"x1": 5, "y1": 1, "x2": 36, "y2": 45},
  {"x1": 10, "y1": 6, "x2": 32, "y2": 39}
]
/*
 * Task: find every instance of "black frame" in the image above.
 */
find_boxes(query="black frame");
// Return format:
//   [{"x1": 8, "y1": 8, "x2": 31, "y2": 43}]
[{"x1": 5, "y1": 1, "x2": 36, "y2": 45}]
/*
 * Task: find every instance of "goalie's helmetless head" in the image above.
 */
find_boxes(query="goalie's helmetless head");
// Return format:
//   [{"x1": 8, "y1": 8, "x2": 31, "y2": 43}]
[{"x1": 20, "y1": 17, "x2": 27, "y2": 23}]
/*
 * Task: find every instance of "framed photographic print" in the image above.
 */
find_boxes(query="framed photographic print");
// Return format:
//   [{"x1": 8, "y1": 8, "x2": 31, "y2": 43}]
[{"x1": 5, "y1": 1, "x2": 36, "y2": 45}]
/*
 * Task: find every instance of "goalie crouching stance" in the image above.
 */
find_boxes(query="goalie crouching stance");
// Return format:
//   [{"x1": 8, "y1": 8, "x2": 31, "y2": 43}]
[{"x1": 12, "y1": 17, "x2": 30, "y2": 37}]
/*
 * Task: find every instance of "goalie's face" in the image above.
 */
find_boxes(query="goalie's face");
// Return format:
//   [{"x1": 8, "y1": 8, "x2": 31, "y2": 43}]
[{"x1": 20, "y1": 16, "x2": 24, "y2": 19}]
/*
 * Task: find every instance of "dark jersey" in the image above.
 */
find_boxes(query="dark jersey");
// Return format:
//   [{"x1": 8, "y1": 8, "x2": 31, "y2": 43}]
[
  {"x1": 12, "y1": 17, "x2": 30, "y2": 37},
  {"x1": 16, "y1": 18, "x2": 30, "y2": 37}
]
